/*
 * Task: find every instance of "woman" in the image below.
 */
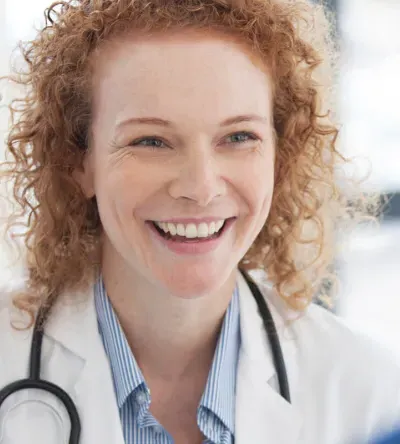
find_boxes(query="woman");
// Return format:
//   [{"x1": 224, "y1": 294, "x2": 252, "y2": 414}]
[{"x1": 0, "y1": 0, "x2": 399, "y2": 443}]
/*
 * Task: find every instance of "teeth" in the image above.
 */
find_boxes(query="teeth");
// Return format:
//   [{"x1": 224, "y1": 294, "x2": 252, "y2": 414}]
[
  {"x1": 186, "y1": 224, "x2": 198, "y2": 238},
  {"x1": 167, "y1": 223, "x2": 177, "y2": 236},
  {"x1": 154, "y1": 219, "x2": 227, "y2": 239},
  {"x1": 215, "y1": 220, "x2": 224, "y2": 231},
  {"x1": 209, "y1": 222, "x2": 216, "y2": 235},
  {"x1": 176, "y1": 224, "x2": 185, "y2": 236},
  {"x1": 197, "y1": 223, "x2": 210, "y2": 238}
]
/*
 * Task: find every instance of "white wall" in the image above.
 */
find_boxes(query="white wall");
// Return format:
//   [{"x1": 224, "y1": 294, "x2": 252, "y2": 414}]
[
  {"x1": 339, "y1": 222, "x2": 400, "y2": 356},
  {"x1": 339, "y1": 0, "x2": 400, "y2": 193},
  {"x1": 337, "y1": 0, "x2": 400, "y2": 356},
  {"x1": 0, "y1": 0, "x2": 32, "y2": 292}
]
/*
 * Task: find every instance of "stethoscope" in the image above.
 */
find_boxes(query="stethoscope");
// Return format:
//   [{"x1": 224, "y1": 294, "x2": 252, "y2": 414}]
[{"x1": 0, "y1": 269, "x2": 290, "y2": 444}]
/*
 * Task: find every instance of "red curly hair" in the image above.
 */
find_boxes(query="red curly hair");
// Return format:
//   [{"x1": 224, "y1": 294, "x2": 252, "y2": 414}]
[{"x1": 0, "y1": 0, "x2": 377, "y2": 328}]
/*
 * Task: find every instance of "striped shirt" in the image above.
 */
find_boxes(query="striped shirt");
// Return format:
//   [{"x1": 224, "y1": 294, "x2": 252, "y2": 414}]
[{"x1": 94, "y1": 276, "x2": 241, "y2": 444}]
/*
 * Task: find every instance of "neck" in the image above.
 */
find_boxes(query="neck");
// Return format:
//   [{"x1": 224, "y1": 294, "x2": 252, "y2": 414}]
[{"x1": 101, "y1": 254, "x2": 238, "y2": 382}]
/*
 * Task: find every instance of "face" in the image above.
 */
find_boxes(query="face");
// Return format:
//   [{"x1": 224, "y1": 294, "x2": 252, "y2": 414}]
[{"x1": 81, "y1": 29, "x2": 275, "y2": 299}]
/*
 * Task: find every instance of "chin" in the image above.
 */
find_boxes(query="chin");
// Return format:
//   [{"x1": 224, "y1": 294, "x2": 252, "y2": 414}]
[{"x1": 156, "y1": 263, "x2": 236, "y2": 299}]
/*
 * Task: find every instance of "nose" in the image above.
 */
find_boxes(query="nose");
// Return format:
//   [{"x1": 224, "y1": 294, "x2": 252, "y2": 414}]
[{"x1": 168, "y1": 146, "x2": 226, "y2": 207}]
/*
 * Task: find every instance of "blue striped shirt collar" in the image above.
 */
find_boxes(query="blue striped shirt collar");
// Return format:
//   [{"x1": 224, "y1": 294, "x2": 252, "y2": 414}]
[
  {"x1": 199, "y1": 285, "x2": 240, "y2": 432},
  {"x1": 94, "y1": 276, "x2": 240, "y2": 435},
  {"x1": 95, "y1": 277, "x2": 145, "y2": 406}
]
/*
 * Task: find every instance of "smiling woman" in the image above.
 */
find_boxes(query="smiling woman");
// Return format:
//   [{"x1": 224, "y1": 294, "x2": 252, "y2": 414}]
[{"x1": 0, "y1": 1, "x2": 399, "y2": 444}]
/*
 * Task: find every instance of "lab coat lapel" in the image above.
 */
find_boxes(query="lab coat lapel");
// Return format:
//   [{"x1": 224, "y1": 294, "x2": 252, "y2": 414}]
[
  {"x1": 44, "y1": 284, "x2": 125, "y2": 444},
  {"x1": 235, "y1": 271, "x2": 302, "y2": 444}
]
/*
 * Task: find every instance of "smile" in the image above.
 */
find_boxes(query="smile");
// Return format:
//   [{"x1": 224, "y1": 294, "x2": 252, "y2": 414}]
[
  {"x1": 152, "y1": 219, "x2": 226, "y2": 240},
  {"x1": 146, "y1": 217, "x2": 236, "y2": 255}
]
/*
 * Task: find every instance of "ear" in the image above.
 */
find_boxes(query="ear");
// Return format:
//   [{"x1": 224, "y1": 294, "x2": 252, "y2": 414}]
[{"x1": 73, "y1": 151, "x2": 95, "y2": 198}]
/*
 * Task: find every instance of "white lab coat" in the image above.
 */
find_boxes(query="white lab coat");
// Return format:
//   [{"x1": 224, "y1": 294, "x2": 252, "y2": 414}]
[{"x1": 0, "y1": 270, "x2": 400, "y2": 444}]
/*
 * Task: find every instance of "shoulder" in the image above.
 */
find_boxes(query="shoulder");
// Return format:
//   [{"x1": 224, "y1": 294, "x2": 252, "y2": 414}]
[
  {"x1": 300, "y1": 300, "x2": 400, "y2": 373},
  {"x1": 0, "y1": 288, "x2": 34, "y2": 385},
  {"x1": 253, "y1": 272, "x2": 400, "y2": 376},
  {"x1": 254, "y1": 274, "x2": 400, "y2": 435},
  {"x1": 274, "y1": 283, "x2": 400, "y2": 387},
  {"x1": 302, "y1": 302, "x2": 400, "y2": 405},
  {"x1": 250, "y1": 274, "x2": 400, "y2": 442}
]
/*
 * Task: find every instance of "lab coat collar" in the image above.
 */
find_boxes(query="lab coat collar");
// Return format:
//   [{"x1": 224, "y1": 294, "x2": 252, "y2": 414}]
[
  {"x1": 236, "y1": 270, "x2": 302, "y2": 443},
  {"x1": 44, "y1": 285, "x2": 97, "y2": 360},
  {"x1": 44, "y1": 281, "x2": 125, "y2": 443}
]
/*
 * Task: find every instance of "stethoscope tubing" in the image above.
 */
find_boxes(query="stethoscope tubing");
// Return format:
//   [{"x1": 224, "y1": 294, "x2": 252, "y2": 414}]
[{"x1": 241, "y1": 270, "x2": 291, "y2": 403}]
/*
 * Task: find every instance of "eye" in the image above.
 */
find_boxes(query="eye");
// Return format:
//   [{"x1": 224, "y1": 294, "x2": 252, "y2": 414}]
[
  {"x1": 225, "y1": 131, "x2": 259, "y2": 145},
  {"x1": 124, "y1": 132, "x2": 259, "y2": 149},
  {"x1": 128, "y1": 137, "x2": 167, "y2": 149}
]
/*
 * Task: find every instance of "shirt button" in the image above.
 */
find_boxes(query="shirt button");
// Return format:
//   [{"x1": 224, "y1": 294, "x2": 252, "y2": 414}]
[
  {"x1": 135, "y1": 392, "x2": 147, "y2": 405},
  {"x1": 205, "y1": 418, "x2": 214, "y2": 433},
  {"x1": 153, "y1": 425, "x2": 163, "y2": 435}
]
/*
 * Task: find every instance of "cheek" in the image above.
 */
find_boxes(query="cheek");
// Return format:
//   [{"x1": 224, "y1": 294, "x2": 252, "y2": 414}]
[
  {"x1": 240, "y1": 153, "x2": 275, "y2": 214},
  {"x1": 94, "y1": 162, "x2": 159, "y2": 215}
]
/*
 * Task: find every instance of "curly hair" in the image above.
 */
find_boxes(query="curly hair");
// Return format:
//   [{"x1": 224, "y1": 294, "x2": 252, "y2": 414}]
[{"x1": 0, "y1": 0, "x2": 378, "y2": 328}]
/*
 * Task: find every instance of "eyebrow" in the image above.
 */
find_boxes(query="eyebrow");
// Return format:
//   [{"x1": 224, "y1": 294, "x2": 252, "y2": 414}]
[{"x1": 115, "y1": 114, "x2": 269, "y2": 130}]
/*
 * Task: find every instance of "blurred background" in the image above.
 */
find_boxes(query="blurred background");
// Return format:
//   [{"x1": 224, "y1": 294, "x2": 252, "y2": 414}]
[{"x1": 0, "y1": 0, "x2": 399, "y2": 354}]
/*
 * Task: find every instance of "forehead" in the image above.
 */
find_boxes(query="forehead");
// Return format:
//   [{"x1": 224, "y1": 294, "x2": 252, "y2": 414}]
[{"x1": 91, "y1": 29, "x2": 273, "y2": 126}]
